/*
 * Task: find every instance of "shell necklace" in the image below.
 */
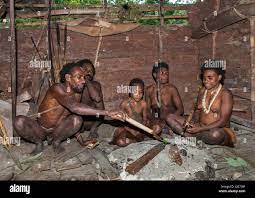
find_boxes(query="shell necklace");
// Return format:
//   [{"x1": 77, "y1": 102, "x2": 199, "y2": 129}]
[{"x1": 202, "y1": 84, "x2": 222, "y2": 114}]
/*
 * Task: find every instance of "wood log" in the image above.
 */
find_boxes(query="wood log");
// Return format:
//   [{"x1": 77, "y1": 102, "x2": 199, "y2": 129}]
[
  {"x1": 125, "y1": 143, "x2": 165, "y2": 175},
  {"x1": 191, "y1": 2, "x2": 255, "y2": 39}
]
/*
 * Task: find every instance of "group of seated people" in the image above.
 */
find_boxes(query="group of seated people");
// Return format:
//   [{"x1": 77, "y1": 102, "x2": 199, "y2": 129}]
[{"x1": 14, "y1": 59, "x2": 236, "y2": 155}]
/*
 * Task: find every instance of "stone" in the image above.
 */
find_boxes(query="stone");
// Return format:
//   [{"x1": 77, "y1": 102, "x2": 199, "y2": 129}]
[
  {"x1": 232, "y1": 172, "x2": 243, "y2": 180},
  {"x1": 60, "y1": 164, "x2": 98, "y2": 180},
  {"x1": 89, "y1": 148, "x2": 119, "y2": 179},
  {"x1": 77, "y1": 151, "x2": 94, "y2": 165},
  {"x1": 0, "y1": 167, "x2": 14, "y2": 180},
  {"x1": 97, "y1": 123, "x2": 117, "y2": 140}
]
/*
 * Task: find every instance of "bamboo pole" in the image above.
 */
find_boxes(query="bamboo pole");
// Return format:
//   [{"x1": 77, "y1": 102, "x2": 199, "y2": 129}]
[
  {"x1": 250, "y1": 17, "x2": 255, "y2": 121},
  {"x1": 9, "y1": 0, "x2": 17, "y2": 137}
]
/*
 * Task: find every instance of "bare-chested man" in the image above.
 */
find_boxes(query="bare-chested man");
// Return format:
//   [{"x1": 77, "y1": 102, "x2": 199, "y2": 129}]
[
  {"x1": 74, "y1": 59, "x2": 105, "y2": 144},
  {"x1": 112, "y1": 78, "x2": 161, "y2": 147},
  {"x1": 166, "y1": 65, "x2": 236, "y2": 147},
  {"x1": 14, "y1": 62, "x2": 125, "y2": 154},
  {"x1": 146, "y1": 61, "x2": 184, "y2": 135}
]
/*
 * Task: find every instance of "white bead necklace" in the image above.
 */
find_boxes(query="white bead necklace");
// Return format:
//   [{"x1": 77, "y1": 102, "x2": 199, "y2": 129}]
[{"x1": 202, "y1": 84, "x2": 222, "y2": 114}]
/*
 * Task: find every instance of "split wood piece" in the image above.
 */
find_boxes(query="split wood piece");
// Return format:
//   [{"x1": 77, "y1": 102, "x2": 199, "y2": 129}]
[
  {"x1": 124, "y1": 115, "x2": 164, "y2": 142},
  {"x1": 168, "y1": 145, "x2": 183, "y2": 166},
  {"x1": 125, "y1": 143, "x2": 165, "y2": 175}
]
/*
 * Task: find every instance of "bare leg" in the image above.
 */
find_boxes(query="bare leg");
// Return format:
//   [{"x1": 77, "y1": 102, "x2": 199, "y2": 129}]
[
  {"x1": 166, "y1": 114, "x2": 185, "y2": 135},
  {"x1": 111, "y1": 127, "x2": 138, "y2": 147},
  {"x1": 51, "y1": 115, "x2": 83, "y2": 153},
  {"x1": 85, "y1": 120, "x2": 102, "y2": 139},
  {"x1": 14, "y1": 115, "x2": 46, "y2": 154},
  {"x1": 194, "y1": 128, "x2": 226, "y2": 145}
]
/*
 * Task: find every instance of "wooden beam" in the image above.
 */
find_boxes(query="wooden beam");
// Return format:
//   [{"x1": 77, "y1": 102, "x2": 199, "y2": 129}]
[
  {"x1": 14, "y1": 4, "x2": 192, "y2": 19},
  {"x1": 16, "y1": 8, "x2": 106, "y2": 19},
  {"x1": 136, "y1": 4, "x2": 192, "y2": 12},
  {"x1": 140, "y1": 15, "x2": 188, "y2": 20},
  {"x1": 191, "y1": 3, "x2": 255, "y2": 39},
  {"x1": 9, "y1": 0, "x2": 17, "y2": 137},
  {"x1": 11, "y1": 3, "x2": 192, "y2": 10},
  {"x1": 125, "y1": 143, "x2": 165, "y2": 175},
  {"x1": 251, "y1": 16, "x2": 255, "y2": 121}
]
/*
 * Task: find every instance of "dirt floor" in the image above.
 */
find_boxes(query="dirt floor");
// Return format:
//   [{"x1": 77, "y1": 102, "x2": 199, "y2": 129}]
[{"x1": 0, "y1": 122, "x2": 255, "y2": 181}]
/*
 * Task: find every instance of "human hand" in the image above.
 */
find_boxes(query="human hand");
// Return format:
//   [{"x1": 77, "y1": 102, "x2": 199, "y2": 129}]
[
  {"x1": 187, "y1": 126, "x2": 202, "y2": 134},
  {"x1": 107, "y1": 111, "x2": 126, "y2": 121},
  {"x1": 152, "y1": 124, "x2": 161, "y2": 136}
]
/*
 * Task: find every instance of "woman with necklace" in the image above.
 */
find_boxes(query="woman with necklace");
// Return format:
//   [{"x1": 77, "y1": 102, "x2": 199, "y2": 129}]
[{"x1": 166, "y1": 64, "x2": 236, "y2": 147}]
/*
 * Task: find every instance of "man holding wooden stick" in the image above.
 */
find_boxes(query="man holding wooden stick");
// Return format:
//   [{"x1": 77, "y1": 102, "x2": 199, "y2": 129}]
[{"x1": 14, "y1": 62, "x2": 125, "y2": 154}]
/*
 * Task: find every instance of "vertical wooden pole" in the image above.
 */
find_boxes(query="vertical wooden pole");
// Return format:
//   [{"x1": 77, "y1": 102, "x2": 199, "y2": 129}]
[
  {"x1": 9, "y1": 0, "x2": 17, "y2": 137},
  {"x1": 103, "y1": 0, "x2": 107, "y2": 9},
  {"x1": 250, "y1": 17, "x2": 255, "y2": 121},
  {"x1": 212, "y1": 0, "x2": 220, "y2": 59},
  {"x1": 47, "y1": 0, "x2": 55, "y2": 83},
  {"x1": 158, "y1": 0, "x2": 164, "y2": 61}
]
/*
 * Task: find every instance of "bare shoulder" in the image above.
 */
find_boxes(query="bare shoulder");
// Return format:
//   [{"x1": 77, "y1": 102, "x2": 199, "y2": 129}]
[
  {"x1": 120, "y1": 99, "x2": 129, "y2": 107},
  {"x1": 92, "y1": 80, "x2": 102, "y2": 89},
  {"x1": 222, "y1": 87, "x2": 233, "y2": 98},
  {"x1": 198, "y1": 87, "x2": 205, "y2": 97},
  {"x1": 168, "y1": 83, "x2": 180, "y2": 93},
  {"x1": 146, "y1": 84, "x2": 155, "y2": 93},
  {"x1": 50, "y1": 83, "x2": 65, "y2": 95},
  {"x1": 141, "y1": 100, "x2": 148, "y2": 108},
  {"x1": 92, "y1": 80, "x2": 101, "y2": 87}
]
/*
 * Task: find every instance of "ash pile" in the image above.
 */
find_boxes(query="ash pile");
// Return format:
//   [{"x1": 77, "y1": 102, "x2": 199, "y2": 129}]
[{"x1": 108, "y1": 137, "x2": 216, "y2": 181}]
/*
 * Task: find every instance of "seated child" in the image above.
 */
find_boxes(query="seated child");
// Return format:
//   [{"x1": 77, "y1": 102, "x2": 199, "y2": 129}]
[{"x1": 112, "y1": 78, "x2": 161, "y2": 147}]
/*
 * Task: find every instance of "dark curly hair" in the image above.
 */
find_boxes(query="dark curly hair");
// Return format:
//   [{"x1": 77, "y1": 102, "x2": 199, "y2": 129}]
[
  {"x1": 200, "y1": 63, "x2": 225, "y2": 85},
  {"x1": 76, "y1": 59, "x2": 95, "y2": 76},
  {"x1": 59, "y1": 62, "x2": 79, "y2": 83},
  {"x1": 129, "y1": 78, "x2": 145, "y2": 97},
  {"x1": 152, "y1": 61, "x2": 169, "y2": 81}
]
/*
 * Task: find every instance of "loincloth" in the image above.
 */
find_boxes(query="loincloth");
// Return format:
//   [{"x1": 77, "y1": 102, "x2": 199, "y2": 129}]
[
  {"x1": 40, "y1": 125, "x2": 54, "y2": 133},
  {"x1": 223, "y1": 127, "x2": 236, "y2": 147}
]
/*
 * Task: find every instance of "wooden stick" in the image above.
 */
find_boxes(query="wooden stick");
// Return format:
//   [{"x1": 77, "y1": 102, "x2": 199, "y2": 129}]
[
  {"x1": 0, "y1": 118, "x2": 10, "y2": 148},
  {"x1": 47, "y1": 0, "x2": 55, "y2": 83},
  {"x1": 125, "y1": 143, "x2": 165, "y2": 175},
  {"x1": 9, "y1": 0, "x2": 17, "y2": 137},
  {"x1": 124, "y1": 115, "x2": 163, "y2": 142}
]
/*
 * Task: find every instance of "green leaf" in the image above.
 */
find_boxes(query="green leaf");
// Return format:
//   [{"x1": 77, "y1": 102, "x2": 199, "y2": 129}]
[{"x1": 225, "y1": 157, "x2": 248, "y2": 167}]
